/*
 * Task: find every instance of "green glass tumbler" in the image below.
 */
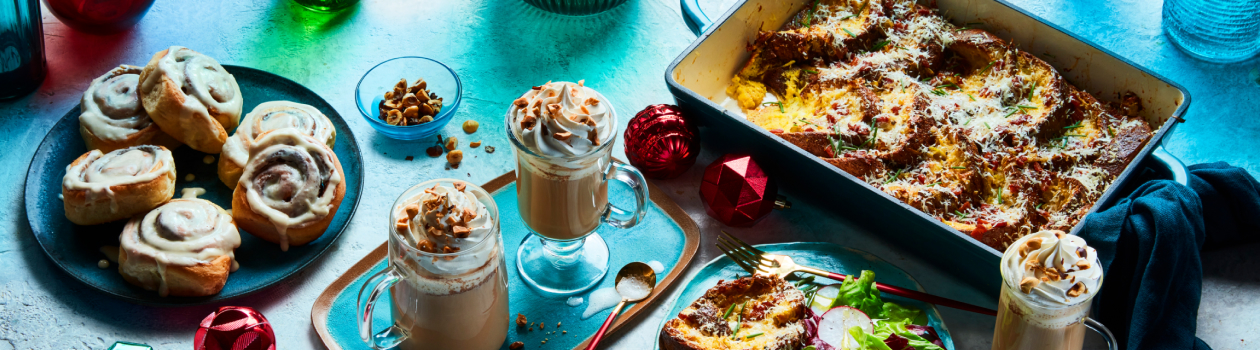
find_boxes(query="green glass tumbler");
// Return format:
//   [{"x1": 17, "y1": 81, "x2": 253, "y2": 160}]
[
  {"x1": 291, "y1": 0, "x2": 358, "y2": 13},
  {"x1": 523, "y1": 0, "x2": 629, "y2": 15}
]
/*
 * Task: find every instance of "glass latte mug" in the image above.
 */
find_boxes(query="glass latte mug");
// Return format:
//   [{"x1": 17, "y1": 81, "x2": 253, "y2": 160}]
[
  {"x1": 357, "y1": 179, "x2": 509, "y2": 350},
  {"x1": 992, "y1": 232, "x2": 1117, "y2": 350},
  {"x1": 505, "y1": 86, "x2": 649, "y2": 295}
]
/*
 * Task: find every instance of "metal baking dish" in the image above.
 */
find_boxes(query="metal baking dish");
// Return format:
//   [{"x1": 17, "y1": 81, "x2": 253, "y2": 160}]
[{"x1": 667, "y1": 0, "x2": 1190, "y2": 293}]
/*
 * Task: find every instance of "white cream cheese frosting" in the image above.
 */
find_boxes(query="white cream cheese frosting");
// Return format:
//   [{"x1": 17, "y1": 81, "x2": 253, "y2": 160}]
[
  {"x1": 222, "y1": 101, "x2": 335, "y2": 171},
  {"x1": 80, "y1": 65, "x2": 153, "y2": 142},
  {"x1": 63, "y1": 145, "x2": 175, "y2": 212},
  {"x1": 508, "y1": 81, "x2": 615, "y2": 157},
  {"x1": 119, "y1": 188, "x2": 240, "y2": 297},
  {"x1": 238, "y1": 129, "x2": 343, "y2": 251}
]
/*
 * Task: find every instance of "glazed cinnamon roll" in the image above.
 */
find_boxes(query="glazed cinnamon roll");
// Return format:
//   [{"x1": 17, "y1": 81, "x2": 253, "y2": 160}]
[
  {"x1": 218, "y1": 101, "x2": 336, "y2": 188},
  {"x1": 119, "y1": 188, "x2": 241, "y2": 297},
  {"x1": 62, "y1": 145, "x2": 176, "y2": 225},
  {"x1": 79, "y1": 65, "x2": 181, "y2": 153},
  {"x1": 138, "y1": 46, "x2": 243, "y2": 153},
  {"x1": 232, "y1": 129, "x2": 346, "y2": 251}
]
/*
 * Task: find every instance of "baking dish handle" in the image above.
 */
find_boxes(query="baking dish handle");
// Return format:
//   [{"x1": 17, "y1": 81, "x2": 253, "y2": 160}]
[
  {"x1": 681, "y1": 0, "x2": 712, "y2": 35},
  {"x1": 1150, "y1": 142, "x2": 1190, "y2": 187}
]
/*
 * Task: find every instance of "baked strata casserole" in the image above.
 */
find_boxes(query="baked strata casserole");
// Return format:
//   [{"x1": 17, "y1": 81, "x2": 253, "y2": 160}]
[
  {"x1": 660, "y1": 274, "x2": 808, "y2": 350},
  {"x1": 729, "y1": 0, "x2": 1153, "y2": 251}
]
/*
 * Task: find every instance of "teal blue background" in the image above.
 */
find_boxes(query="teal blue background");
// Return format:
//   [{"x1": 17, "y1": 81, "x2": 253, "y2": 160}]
[{"x1": 325, "y1": 182, "x2": 688, "y2": 350}]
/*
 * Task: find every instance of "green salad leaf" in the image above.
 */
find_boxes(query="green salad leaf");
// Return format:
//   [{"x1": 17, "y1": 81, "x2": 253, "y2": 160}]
[
  {"x1": 872, "y1": 319, "x2": 945, "y2": 350},
  {"x1": 881, "y1": 301, "x2": 925, "y2": 324},
  {"x1": 830, "y1": 270, "x2": 884, "y2": 317},
  {"x1": 847, "y1": 326, "x2": 895, "y2": 350}
]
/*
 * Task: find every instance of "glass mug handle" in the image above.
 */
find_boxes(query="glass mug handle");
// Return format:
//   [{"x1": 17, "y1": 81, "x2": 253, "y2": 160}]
[
  {"x1": 356, "y1": 266, "x2": 409, "y2": 349},
  {"x1": 1084, "y1": 317, "x2": 1119, "y2": 350},
  {"x1": 603, "y1": 162, "x2": 649, "y2": 229}
]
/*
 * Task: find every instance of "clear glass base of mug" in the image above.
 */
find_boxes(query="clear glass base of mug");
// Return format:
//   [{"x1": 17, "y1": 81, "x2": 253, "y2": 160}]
[{"x1": 516, "y1": 232, "x2": 609, "y2": 295}]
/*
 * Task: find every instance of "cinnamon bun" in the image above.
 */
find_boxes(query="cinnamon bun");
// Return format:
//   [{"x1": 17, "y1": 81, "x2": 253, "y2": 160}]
[
  {"x1": 138, "y1": 46, "x2": 243, "y2": 153},
  {"x1": 79, "y1": 65, "x2": 181, "y2": 153},
  {"x1": 118, "y1": 188, "x2": 241, "y2": 297},
  {"x1": 218, "y1": 101, "x2": 336, "y2": 188},
  {"x1": 62, "y1": 145, "x2": 176, "y2": 225},
  {"x1": 232, "y1": 129, "x2": 346, "y2": 251}
]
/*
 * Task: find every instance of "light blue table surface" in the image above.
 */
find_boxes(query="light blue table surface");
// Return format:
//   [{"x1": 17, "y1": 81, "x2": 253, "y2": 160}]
[{"x1": 0, "y1": 0, "x2": 1256, "y2": 349}]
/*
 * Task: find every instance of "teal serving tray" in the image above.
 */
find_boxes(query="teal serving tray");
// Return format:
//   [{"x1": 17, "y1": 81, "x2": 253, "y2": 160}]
[
  {"x1": 313, "y1": 172, "x2": 700, "y2": 350},
  {"x1": 655, "y1": 243, "x2": 955, "y2": 350}
]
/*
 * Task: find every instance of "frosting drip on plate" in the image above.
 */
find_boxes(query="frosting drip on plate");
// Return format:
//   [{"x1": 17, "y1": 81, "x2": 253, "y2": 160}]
[
  {"x1": 222, "y1": 101, "x2": 335, "y2": 170},
  {"x1": 1002, "y1": 230, "x2": 1102, "y2": 305},
  {"x1": 239, "y1": 129, "x2": 342, "y2": 251},
  {"x1": 508, "y1": 81, "x2": 614, "y2": 157},
  {"x1": 80, "y1": 65, "x2": 153, "y2": 142},
  {"x1": 63, "y1": 145, "x2": 175, "y2": 212},
  {"x1": 120, "y1": 188, "x2": 240, "y2": 297}
]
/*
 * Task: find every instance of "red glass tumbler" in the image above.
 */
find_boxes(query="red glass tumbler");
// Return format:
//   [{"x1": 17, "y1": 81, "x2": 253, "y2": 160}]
[{"x1": 43, "y1": 0, "x2": 156, "y2": 34}]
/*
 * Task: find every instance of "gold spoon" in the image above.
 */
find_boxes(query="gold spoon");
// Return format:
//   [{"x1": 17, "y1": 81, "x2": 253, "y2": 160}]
[{"x1": 584, "y1": 262, "x2": 657, "y2": 350}]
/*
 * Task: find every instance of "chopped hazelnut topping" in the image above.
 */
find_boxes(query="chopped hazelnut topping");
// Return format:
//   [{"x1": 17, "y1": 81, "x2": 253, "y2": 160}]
[
  {"x1": 416, "y1": 239, "x2": 437, "y2": 253},
  {"x1": 462, "y1": 208, "x2": 477, "y2": 222},
  {"x1": 514, "y1": 97, "x2": 529, "y2": 107},
  {"x1": 581, "y1": 105, "x2": 590, "y2": 114},
  {"x1": 553, "y1": 131, "x2": 572, "y2": 141},
  {"x1": 1075, "y1": 260, "x2": 1091, "y2": 270},
  {"x1": 1066, "y1": 282, "x2": 1087, "y2": 298},
  {"x1": 470, "y1": 141, "x2": 482, "y2": 148},
  {"x1": 442, "y1": 246, "x2": 460, "y2": 254},
  {"x1": 588, "y1": 129, "x2": 600, "y2": 146},
  {"x1": 452, "y1": 225, "x2": 472, "y2": 238},
  {"x1": 531, "y1": 85, "x2": 543, "y2": 90},
  {"x1": 404, "y1": 203, "x2": 420, "y2": 218},
  {"x1": 427, "y1": 226, "x2": 444, "y2": 237},
  {"x1": 578, "y1": 79, "x2": 585, "y2": 87},
  {"x1": 1026, "y1": 237, "x2": 1043, "y2": 250},
  {"x1": 585, "y1": 97, "x2": 600, "y2": 106},
  {"x1": 546, "y1": 104, "x2": 562, "y2": 118},
  {"x1": 1019, "y1": 276, "x2": 1040, "y2": 293},
  {"x1": 445, "y1": 215, "x2": 460, "y2": 226},
  {"x1": 539, "y1": 323, "x2": 545, "y2": 329},
  {"x1": 509, "y1": 341, "x2": 524, "y2": 350},
  {"x1": 521, "y1": 114, "x2": 538, "y2": 130},
  {"x1": 454, "y1": 182, "x2": 467, "y2": 191},
  {"x1": 395, "y1": 218, "x2": 410, "y2": 235},
  {"x1": 516, "y1": 314, "x2": 528, "y2": 326}
]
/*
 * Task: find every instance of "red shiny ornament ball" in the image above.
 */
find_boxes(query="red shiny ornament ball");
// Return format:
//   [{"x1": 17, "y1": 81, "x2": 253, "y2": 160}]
[
  {"x1": 624, "y1": 104, "x2": 700, "y2": 179},
  {"x1": 699, "y1": 154, "x2": 778, "y2": 227},
  {"x1": 194, "y1": 306, "x2": 276, "y2": 350}
]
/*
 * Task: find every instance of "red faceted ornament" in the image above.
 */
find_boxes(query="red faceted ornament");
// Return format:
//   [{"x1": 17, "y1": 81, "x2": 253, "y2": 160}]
[
  {"x1": 194, "y1": 306, "x2": 276, "y2": 350},
  {"x1": 624, "y1": 104, "x2": 700, "y2": 179},
  {"x1": 700, "y1": 154, "x2": 778, "y2": 227}
]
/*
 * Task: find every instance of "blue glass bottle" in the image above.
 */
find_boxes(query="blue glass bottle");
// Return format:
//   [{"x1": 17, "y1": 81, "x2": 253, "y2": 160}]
[
  {"x1": 1163, "y1": 0, "x2": 1260, "y2": 63},
  {"x1": 0, "y1": 0, "x2": 46, "y2": 100}
]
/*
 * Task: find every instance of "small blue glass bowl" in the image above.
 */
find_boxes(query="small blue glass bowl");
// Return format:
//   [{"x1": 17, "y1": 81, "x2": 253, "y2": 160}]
[{"x1": 356, "y1": 57, "x2": 462, "y2": 141}]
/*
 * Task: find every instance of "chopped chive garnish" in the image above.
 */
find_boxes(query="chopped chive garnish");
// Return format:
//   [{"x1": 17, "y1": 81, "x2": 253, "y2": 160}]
[
  {"x1": 722, "y1": 302, "x2": 738, "y2": 319},
  {"x1": 1107, "y1": 126, "x2": 1115, "y2": 137},
  {"x1": 884, "y1": 168, "x2": 904, "y2": 184},
  {"x1": 1004, "y1": 109, "x2": 1019, "y2": 118},
  {"x1": 951, "y1": 166, "x2": 966, "y2": 169},
  {"x1": 954, "y1": 210, "x2": 967, "y2": 218},
  {"x1": 763, "y1": 101, "x2": 785, "y2": 113},
  {"x1": 1035, "y1": 203, "x2": 1044, "y2": 210},
  {"x1": 965, "y1": 21, "x2": 985, "y2": 26},
  {"x1": 930, "y1": 181, "x2": 942, "y2": 187},
  {"x1": 931, "y1": 89, "x2": 947, "y2": 96},
  {"x1": 996, "y1": 186, "x2": 1004, "y2": 204},
  {"x1": 968, "y1": 93, "x2": 976, "y2": 101},
  {"x1": 872, "y1": 40, "x2": 891, "y2": 51},
  {"x1": 730, "y1": 301, "x2": 748, "y2": 338},
  {"x1": 982, "y1": 61, "x2": 995, "y2": 72},
  {"x1": 840, "y1": 14, "x2": 855, "y2": 20},
  {"x1": 1016, "y1": 104, "x2": 1038, "y2": 110},
  {"x1": 985, "y1": 122, "x2": 991, "y2": 129},
  {"x1": 1026, "y1": 81, "x2": 1038, "y2": 101},
  {"x1": 856, "y1": 0, "x2": 868, "y2": 15},
  {"x1": 963, "y1": 118, "x2": 972, "y2": 125},
  {"x1": 1064, "y1": 121, "x2": 1083, "y2": 129},
  {"x1": 937, "y1": 83, "x2": 959, "y2": 89},
  {"x1": 804, "y1": 346, "x2": 818, "y2": 350},
  {"x1": 843, "y1": 28, "x2": 857, "y2": 37},
  {"x1": 745, "y1": 332, "x2": 765, "y2": 339},
  {"x1": 803, "y1": 68, "x2": 819, "y2": 74}
]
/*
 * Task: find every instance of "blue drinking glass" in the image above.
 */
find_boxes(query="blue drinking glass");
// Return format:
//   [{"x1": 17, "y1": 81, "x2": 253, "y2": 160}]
[
  {"x1": 523, "y1": 0, "x2": 629, "y2": 16},
  {"x1": 1163, "y1": 0, "x2": 1260, "y2": 63},
  {"x1": 0, "y1": 0, "x2": 46, "y2": 100}
]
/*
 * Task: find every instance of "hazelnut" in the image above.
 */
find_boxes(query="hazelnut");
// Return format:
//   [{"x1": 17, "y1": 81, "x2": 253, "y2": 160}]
[
  {"x1": 404, "y1": 203, "x2": 420, "y2": 218},
  {"x1": 445, "y1": 136, "x2": 458, "y2": 151},
  {"x1": 442, "y1": 246, "x2": 460, "y2": 254},
  {"x1": 516, "y1": 314, "x2": 528, "y2": 326},
  {"x1": 1066, "y1": 282, "x2": 1087, "y2": 298},
  {"x1": 1075, "y1": 260, "x2": 1091, "y2": 270},
  {"x1": 395, "y1": 218, "x2": 410, "y2": 235},
  {"x1": 1019, "y1": 276, "x2": 1040, "y2": 293},
  {"x1": 418, "y1": 103, "x2": 434, "y2": 117},
  {"x1": 485, "y1": 146, "x2": 496, "y2": 153},
  {"x1": 403, "y1": 106, "x2": 419, "y2": 119},
  {"x1": 454, "y1": 182, "x2": 467, "y2": 191},
  {"x1": 509, "y1": 342, "x2": 524, "y2": 350},
  {"x1": 385, "y1": 109, "x2": 404, "y2": 126},
  {"x1": 463, "y1": 120, "x2": 480, "y2": 133},
  {"x1": 470, "y1": 141, "x2": 482, "y2": 148},
  {"x1": 452, "y1": 225, "x2": 471, "y2": 238},
  {"x1": 416, "y1": 239, "x2": 437, "y2": 253},
  {"x1": 447, "y1": 150, "x2": 464, "y2": 164},
  {"x1": 552, "y1": 131, "x2": 572, "y2": 141},
  {"x1": 418, "y1": 115, "x2": 434, "y2": 123},
  {"x1": 514, "y1": 97, "x2": 529, "y2": 107}
]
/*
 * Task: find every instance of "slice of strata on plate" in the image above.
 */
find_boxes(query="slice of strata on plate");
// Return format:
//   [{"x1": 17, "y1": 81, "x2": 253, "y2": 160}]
[{"x1": 660, "y1": 274, "x2": 808, "y2": 350}]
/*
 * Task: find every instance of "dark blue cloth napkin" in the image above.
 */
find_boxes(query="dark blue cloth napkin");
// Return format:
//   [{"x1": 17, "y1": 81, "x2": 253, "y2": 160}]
[{"x1": 1079, "y1": 162, "x2": 1260, "y2": 350}]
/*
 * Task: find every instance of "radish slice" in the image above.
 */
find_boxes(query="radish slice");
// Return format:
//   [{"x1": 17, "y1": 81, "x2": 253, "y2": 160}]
[
  {"x1": 817, "y1": 306, "x2": 874, "y2": 350},
  {"x1": 810, "y1": 285, "x2": 841, "y2": 315}
]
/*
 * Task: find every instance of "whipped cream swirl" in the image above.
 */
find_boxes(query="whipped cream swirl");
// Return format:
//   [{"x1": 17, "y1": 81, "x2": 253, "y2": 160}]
[
  {"x1": 394, "y1": 182, "x2": 498, "y2": 276},
  {"x1": 1002, "y1": 230, "x2": 1102, "y2": 305},
  {"x1": 80, "y1": 65, "x2": 153, "y2": 143},
  {"x1": 508, "y1": 81, "x2": 615, "y2": 157}
]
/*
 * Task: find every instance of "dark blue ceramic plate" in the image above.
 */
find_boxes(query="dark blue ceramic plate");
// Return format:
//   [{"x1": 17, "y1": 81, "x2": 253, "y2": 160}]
[{"x1": 23, "y1": 65, "x2": 363, "y2": 306}]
